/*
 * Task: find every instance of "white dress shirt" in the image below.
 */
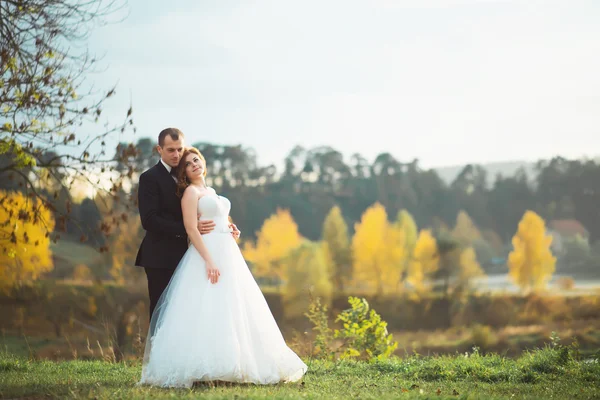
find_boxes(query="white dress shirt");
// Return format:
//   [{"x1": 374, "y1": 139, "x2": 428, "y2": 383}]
[
  {"x1": 160, "y1": 159, "x2": 177, "y2": 182},
  {"x1": 160, "y1": 158, "x2": 172, "y2": 173}
]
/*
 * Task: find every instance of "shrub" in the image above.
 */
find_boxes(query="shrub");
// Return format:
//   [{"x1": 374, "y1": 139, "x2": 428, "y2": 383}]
[
  {"x1": 556, "y1": 276, "x2": 575, "y2": 291},
  {"x1": 470, "y1": 324, "x2": 497, "y2": 351},
  {"x1": 334, "y1": 297, "x2": 398, "y2": 360},
  {"x1": 304, "y1": 297, "x2": 334, "y2": 360}
]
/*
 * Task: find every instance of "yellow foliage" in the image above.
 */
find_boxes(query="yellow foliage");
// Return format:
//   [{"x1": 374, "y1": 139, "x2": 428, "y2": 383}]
[
  {"x1": 351, "y1": 203, "x2": 405, "y2": 294},
  {"x1": 282, "y1": 241, "x2": 333, "y2": 319},
  {"x1": 0, "y1": 190, "x2": 55, "y2": 291},
  {"x1": 243, "y1": 208, "x2": 302, "y2": 279},
  {"x1": 508, "y1": 210, "x2": 556, "y2": 293},
  {"x1": 406, "y1": 229, "x2": 439, "y2": 290},
  {"x1": 556, "y1": 276, "x2": 575, "y2": 291},
  {"x1": 73, "y1": 264, "x2": 93, "y2": 282},
  {"x1": 458, "y1": 247, "x2": 485, "y2": 282},
  {"x1": 110, "y1": 213, "x2": 144, "y2": 283},
  {"x1": 395, "y1": 209, "x2": 418, "y2": 255},
  {"x1": 452, "y1": 210, "x2": 482, "y2": 244},
  {"x1": 394, "y1": 209, "x2": 418, "y2": 285},
  {"x1": 322, "y1": 205, "x2": 351, "y2": 293}
]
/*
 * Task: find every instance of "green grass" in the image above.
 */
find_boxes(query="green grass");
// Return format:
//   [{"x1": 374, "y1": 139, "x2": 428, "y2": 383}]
[
  {"x1": 51, "y1": 239, "x2": 102, "y2": 266},
  {"x1": 50, "y1": 239, "x2": 106, "y2": 278},
  {"x1": 1, "y1": 347, "x2": 598, "y2": 399}
]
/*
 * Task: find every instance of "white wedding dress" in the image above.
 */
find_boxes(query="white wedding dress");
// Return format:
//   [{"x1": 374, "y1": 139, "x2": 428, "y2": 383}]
[{"x1": 139, "y1": 189, "x2": 307, "y2": 388}]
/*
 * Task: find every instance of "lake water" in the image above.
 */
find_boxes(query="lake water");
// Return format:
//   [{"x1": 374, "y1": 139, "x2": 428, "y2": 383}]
[{"x1": 472, "y1": 274, "x2": 600, "y2": 294}]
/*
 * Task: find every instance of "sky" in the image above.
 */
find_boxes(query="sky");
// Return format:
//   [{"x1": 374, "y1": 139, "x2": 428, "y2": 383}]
[{"x1": 87, "y1": 0, "x2": 600, "y2": 169}]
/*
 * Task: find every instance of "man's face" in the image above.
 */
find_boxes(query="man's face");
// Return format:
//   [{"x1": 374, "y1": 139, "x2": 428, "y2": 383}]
[{"x1": 157, "y1": 135, "x2": 184, "y2": 168}]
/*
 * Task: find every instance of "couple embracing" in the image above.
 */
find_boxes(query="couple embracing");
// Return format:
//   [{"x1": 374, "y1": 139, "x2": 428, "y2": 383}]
[{"x1": 135, "y1": 128, "x2": 306, "y2": 388}]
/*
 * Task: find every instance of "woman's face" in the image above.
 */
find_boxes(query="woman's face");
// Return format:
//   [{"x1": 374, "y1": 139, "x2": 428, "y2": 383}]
[{"x1": 184, "y1": 153, "x2": 205, "y2": 180}]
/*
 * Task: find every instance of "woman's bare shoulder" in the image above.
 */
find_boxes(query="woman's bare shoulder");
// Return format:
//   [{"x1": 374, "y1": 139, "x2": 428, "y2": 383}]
[{"x1": 182, "y1": 185, "x2": 200, "y2": 200}]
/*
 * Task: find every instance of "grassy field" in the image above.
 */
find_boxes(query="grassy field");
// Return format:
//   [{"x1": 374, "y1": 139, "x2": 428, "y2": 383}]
[
  {"x1": 391, "y1": 318, "x2": 600, "y2": 358},
  {"x1": 1, "y1": 343, "x2": 599, "y2": 399},
  {"x1": 50, "y1": 239, "x2": 107, "y2": 279}
]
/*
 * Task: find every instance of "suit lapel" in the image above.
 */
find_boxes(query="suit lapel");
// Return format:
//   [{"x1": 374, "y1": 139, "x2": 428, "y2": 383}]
[
  {"x1": 156, "y1": 160, "x2": 177, "y2": 188},
  {"x1": 155, "y1": 161, "x2": 181, "y2": 217}
]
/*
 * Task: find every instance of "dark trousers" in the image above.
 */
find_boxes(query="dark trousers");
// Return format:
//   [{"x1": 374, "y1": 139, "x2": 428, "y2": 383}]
[{"x1": 144, "y1": 267, "x2": 175, "y2": 320}]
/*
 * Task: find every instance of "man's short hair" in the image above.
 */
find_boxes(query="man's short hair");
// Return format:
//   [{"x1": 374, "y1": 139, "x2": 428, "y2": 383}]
[{"x1": 158, "y1": 128, "x2": 185, "y2": 147}]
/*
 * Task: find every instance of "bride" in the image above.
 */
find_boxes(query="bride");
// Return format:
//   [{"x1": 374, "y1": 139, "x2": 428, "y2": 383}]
[{"x1": 139, "y1": 147, "x2": 307, "y2": 388}]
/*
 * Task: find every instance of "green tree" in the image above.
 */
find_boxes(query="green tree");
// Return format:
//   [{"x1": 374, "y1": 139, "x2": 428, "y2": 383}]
[
  {"x1": 322, "y1": 205, "x2": 351, "y2": 294},
  {"x1": 489, "y1": 170, "x2": 536, "y2": 242},
  {"x1": 452, "y1": 210, "x2": 482, "y2": 244},
  {"x1": 282, "y1": 241, "x2": 333, "y2": 320},
  {"x1": 394, "y1": 209, "x2": 418, "y2": 284}
]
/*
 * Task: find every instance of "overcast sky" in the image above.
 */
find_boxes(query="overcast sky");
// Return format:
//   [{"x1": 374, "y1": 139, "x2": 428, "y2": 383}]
[{"x1": 88, "y1": 0, "x2": 600, "y2": 169}]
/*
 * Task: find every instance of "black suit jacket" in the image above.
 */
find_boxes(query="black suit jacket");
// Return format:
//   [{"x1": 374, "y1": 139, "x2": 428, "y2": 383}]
[{"x1": 135, "y1": 161, "x2": 188, "y2": 270}]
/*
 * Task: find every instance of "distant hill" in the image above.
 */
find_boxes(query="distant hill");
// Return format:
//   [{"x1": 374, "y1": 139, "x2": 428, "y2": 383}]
[{"x1": 433, "y1": 161, "x2": 538, "y2": 186}]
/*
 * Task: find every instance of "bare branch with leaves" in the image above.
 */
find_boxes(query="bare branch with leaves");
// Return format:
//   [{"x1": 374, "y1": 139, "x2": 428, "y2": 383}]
[{"x1": 0, "y1": 0, "x2": 137, "y2": 257}]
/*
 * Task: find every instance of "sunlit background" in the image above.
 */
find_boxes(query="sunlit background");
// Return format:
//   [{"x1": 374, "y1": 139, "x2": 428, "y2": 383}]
[{"x1": 2, "y1": 0, "x2": 600, "y2": 364}]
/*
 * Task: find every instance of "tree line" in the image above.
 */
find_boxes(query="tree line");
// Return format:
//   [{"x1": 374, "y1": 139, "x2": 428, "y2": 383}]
[
  {"x1": 115, "y1": 140, "x2": 600, "y2": 246},
  {"x1": 2, "y1": 0, "x2": 599, "y2": 299}
]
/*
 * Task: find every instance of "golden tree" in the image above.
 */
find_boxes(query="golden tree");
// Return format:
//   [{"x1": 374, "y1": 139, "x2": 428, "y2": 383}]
[
  {"x1": 109, "y1": 213, "x2": 144, "y2": 284},
  {"x1": 394, "y1": 209, "x2": 418, "y2": 284},
  {"x1": 452, "y1": 210, "x2": 482, "y2": 244},
  {"x1": 243, "y1": 208, "x2": 302, "y2": 280},
  {"x1": 406, "y1": 229, "x2": 439, "y2": 291},
  {"x1": 282, "y1": 241, "x2": 333, "y2": 320},
  {"x1": 0, "y1": 191, "x2": 55, "y2": 291},
  {"x1": 458, "y1": 247, "x2": 485, "y2": 284},
  {"x1": 322, "y1": 205, "x2": 351, "y2": 294},
  {"x1": 351, "y1": 203, "x2": 404, "y2": 294},
  {"x1": 508, "y1": 210, "x2": 556, "y2": 292}
]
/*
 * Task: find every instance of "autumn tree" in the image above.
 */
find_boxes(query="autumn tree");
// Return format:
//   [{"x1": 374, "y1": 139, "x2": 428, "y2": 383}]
[
  {"x1": 322, "y1": 205, "x2": 351, "y2": 294},
  {"x1": 109, "y1": 214, "x2": 144, "y2": 284},
  {"x1": 394, "y1": 209, "x2": 418, "y2": 284},
  {"x1": 89, "y1": 192, "x2": 143, "y2": 283},
  {"x1": 243, "y1": 208, "x2": 302, "y2": 281},
  {"x1": 458, "y1": 247, "x2": 485, "y2": 287},
  {"x1": 0, "y1": 0, "x2": 135, "y2": 249},
  {"x1": 406, "y1": 229, "x2": 439, "y2": 291},
  {"x1": 351, "y1": 203, "x2": 405, "y2": 294},
  {"x1": 282, "y1": 241, "x2": 333, "y2": 320},
  {"x1": 430, "y1": 229, "x2": 484, "y2": 296},
  {"x1": 0, "y1": 190, "x2": 55, "y2": 291},
  {"x1": 76, "y1": 197, "x2": 105, "y2": 246},
  {"x1": 452, "y1": 210, "x2": 495, "y2": 269},
  {"x1": 452, "y1": 210, "x2": 482, "y2": 244},
  {"x1": 508, "y1": 210, "x2": 556, "y2": 292}
]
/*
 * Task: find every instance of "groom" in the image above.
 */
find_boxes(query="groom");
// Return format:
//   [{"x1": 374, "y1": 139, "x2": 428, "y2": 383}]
[{"x1": 135, "y1": 127, "x2": 240, "y2": 319}]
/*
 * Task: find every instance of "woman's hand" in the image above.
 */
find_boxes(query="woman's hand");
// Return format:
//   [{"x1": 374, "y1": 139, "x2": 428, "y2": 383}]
[
  {"x1": 206, "y1": 260, "x2": 220, "y2": 284},
  {"x1": 229, "y1": 223, "x2": 241, "y2": 240}
]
